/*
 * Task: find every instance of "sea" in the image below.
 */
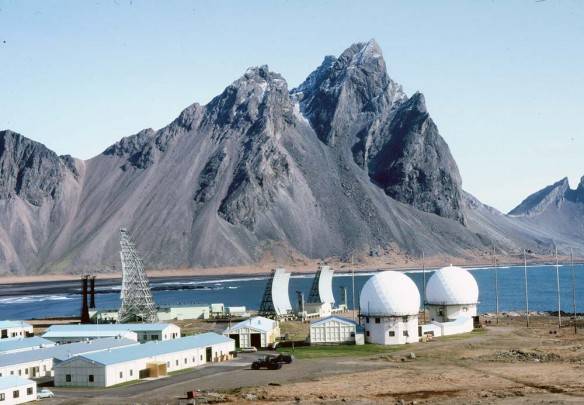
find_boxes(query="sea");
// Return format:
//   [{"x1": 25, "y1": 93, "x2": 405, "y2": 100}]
[{"x1": 0, "y1": 264, "x2": 583, "y2": 320}]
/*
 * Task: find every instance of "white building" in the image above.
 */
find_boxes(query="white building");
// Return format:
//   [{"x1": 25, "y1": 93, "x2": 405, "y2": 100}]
[
  {"x1": 425, "y1": 265, "x2": 479, "y2": 335},
  {"x1": 157, "y1": 305, "x2": 210, "y2": 321},
  {"x1": 0, "y1": 337, "x2": 55, "y2": 355},
  {"x1": 310, "y1": 316, "x2": 364, "y2": 345},
  {"x1": 54, "y1": 333, "x2": 235, "y2": 388},
  {"x1": 0, "y1": 322, "x2": 33, "y2": 340},
  {"x1": 42, "y1": 323, "x2": 180, "y2": 343},
  {"x1": 0, "y1": 337, "x2": 137, "y2": 379},
  {"x1": 359, "y1": 271, "x2": 420, "y2": 345},
  {"x1": 223, "y1": 317, "x2": 280, "y2": 349},
  {"x1": 0, "y1": 376, "x2": 36, "y2": 404}
]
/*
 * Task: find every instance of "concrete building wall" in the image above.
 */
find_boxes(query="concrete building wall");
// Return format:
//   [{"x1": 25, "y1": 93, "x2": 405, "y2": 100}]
[
  {"x1": 0, "y1": 359, "x2": 53, "y2": 379},
  {"x1": 428, "y1": 304, "x2": 477, "y2": 322},
  {"x1": 0, "y1": 325, "x2": 33, "y2": 340},
  {"x1": 363, "y1": 316, "x2": 419, "y2": 345},
  {"x1": 0, "y1": 379, "x2": 36, "y2": 404}
]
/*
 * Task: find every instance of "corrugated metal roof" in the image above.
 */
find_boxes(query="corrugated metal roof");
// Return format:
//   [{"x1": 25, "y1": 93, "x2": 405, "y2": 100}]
[
  {"x1": 0, "y1": 337, "x2": 55, "y2": 353},
  {"x1": 42, "y1": 330, "x2": 137, "y2": 339},
  {"x1": 0, "y1": 321, "x2": 31, "y2": 329},
  {"x1": 0, "y1": 375, "x2": 34, "y2": 390},
  {"x1": 224, "y1": 316, "x2": 276, "y2": 333},
  {"x1": 310, "y1": 316, "x2": 358, "y2": 327},
  {"x1": 43, "y1": 323, "x2": 176, "y2": 338},
  {"x1": 0, "y1": 337, "x2": 137, "y2": 367},
  {"x1": 73, "y1": 333, "x2": 233, "y2": 366}
]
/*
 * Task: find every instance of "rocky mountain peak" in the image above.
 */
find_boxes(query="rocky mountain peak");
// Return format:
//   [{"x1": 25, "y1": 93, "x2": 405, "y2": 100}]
[
  {"x1": 292, "y1": 39, "x2": 406, "y2": 146},
  {"x1": 203, "y1": 65, "x2": 293, "y2": 134},
  {"x1": 0, "y1": 130, "x2": 72, "y2": 205},
  {"x1": 508, "y1": 177, "x2": 570, "y2": 216}
]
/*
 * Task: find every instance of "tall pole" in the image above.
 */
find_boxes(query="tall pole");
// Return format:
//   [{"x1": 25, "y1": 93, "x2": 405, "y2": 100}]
[
  {"x1": 422, "y1": 251, "x2": 426, "y2": 324},
  {"x1": 351, "y1": 255, "x2": 356, "y2": 322},
  {"x1": 493, "y1": 245, "x2": 499, "y2": 325},
  {"x1": 555, "y1": 245, "x2": 562, "y2": 328},
  {"x1": 571, "y1": 248, "x2": 577, "y2": 334},
  {"x1": 523, "y1": 249, "x2": 529, "y2": 327}
]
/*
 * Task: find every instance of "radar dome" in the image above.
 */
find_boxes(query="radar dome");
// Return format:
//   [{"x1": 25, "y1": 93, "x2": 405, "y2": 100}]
[
  {"x1": 425, "y1": 265, "x2": 479, "y2": 305},
  {"x1": 360, "y1": 271, "x2": 420, "y2": 316}
]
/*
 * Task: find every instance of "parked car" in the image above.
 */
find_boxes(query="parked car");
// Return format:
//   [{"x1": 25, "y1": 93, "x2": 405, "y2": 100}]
[
  {"x1": 239, "y1": 346, "x2": 258, "y2": 353},
  {"x1": 251, "y1": 355, "x2": 282, "y2": 370},
  {"x1": 37, "y1": 388, "x2": 55, "y2": 399}
]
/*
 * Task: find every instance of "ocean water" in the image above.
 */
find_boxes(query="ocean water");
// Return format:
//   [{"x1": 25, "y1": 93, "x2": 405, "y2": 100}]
[{"x1": 0, "y1": 264, "x2": 582, "y2": 320}]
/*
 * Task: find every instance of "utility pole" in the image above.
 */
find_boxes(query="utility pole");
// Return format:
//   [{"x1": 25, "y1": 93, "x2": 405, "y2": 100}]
[
  {"x1": 555, "y1": 245, "x2": 562, "y2": 328},
  {"x1": 351, "y1": 255, "x2": 356, "y2": 322},
  {"x1": 422, "y1": 251, "x2": 426, "y2": 324},
  {"x1": 571, "y1": 248, "x2": 577, "y2": 334},
  {"x1": 493, "y1": 245, "x2": 499, "y2": 325},
  {"x1": 523, "y1": 249, "x2": 529, "y2": 327}
]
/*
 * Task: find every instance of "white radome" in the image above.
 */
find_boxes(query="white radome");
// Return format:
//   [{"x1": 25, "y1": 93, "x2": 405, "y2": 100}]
[
  {"x1": 360, "y1": 271, "x2": 420, "y2": 316},
  {"x1": 426, "y1": 265, "x2": 479, "y2": 305}
]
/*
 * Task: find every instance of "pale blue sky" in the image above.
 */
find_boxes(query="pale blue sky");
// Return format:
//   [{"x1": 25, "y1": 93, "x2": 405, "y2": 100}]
[{"x1": 0, "y1": 0, "x2": 582, "y2": 212}]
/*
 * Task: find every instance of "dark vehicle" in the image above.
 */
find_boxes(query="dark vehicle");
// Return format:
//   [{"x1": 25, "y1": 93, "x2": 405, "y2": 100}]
[
  {"x1": 251, "y1": 355, "x2": 283, "y2": 370},
  {"x1": 274, "y1": 353, "x2": 294, "y2": 364}
]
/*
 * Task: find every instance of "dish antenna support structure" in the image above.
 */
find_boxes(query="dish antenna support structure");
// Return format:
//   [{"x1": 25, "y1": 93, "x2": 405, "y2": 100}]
[{"x1": 117, "y1": 228, "x2": 158, "y2": 323}]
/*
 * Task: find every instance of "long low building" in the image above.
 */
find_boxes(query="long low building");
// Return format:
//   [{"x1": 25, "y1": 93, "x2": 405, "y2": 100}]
[
  {"x1": 0, "y1": 337, "x2": 138, "y2": 379},
  {"x1": 55, "y1": 333, "x2": 235, "y2": 387},
  {"x1": 309, "y1": 316, "x2": 364, "y2": 345},
  {"x1": 42, "y1": 323, "x2": 180, "y2": 343},
  {"x1": 0, "y1": 337, "x2": 55, "y2": 355},
  {"x1": 0, "y1": 321, "x2": 33, "y2": 340},
  {"x1": 0, "y1": 376, "x2": 36, "y2": 404}
]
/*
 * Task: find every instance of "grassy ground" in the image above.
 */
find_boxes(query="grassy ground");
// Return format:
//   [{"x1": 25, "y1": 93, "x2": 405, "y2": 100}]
[
  {"x1": 277, "y1": 343, "x2": 403, "y2": 359},
  {"x1": 279, "y1": 320, "x2": 310, "y2": 341}
]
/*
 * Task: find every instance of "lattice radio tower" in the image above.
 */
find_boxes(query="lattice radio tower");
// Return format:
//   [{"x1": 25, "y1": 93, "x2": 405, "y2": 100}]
[{"x1": 117, "y1": 228, "x2": 158, "y2": 323}]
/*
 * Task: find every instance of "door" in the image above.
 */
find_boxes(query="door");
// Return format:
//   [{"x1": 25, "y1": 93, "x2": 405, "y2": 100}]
[
  {"x1": 250, "y1": 333, "x2": 261, "y2": 349},
  {"x1": 205, "y1": 347, "x2": 213, "y2": 362},
  {"x1": 229, "y1": 334, "x2": 240, "y2": 349}
]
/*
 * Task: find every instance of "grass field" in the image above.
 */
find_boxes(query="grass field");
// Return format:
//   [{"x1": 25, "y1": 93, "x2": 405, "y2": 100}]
[{"x1": 277, "y1": 343, "x2": 403, "y2": 359}]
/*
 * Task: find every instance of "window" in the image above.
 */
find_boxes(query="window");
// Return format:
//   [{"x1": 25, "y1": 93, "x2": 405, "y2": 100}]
[
  {"x1": 66, "y1": 374, "x2": 71, "y2": 382},
  {"x1": 375, "y1": 317, "x2": 380, "y2": 324},
  {"x1": 12, "y1": 391, "x2": 19, "y2": 398},
  {"x1": 0, "y1": 393, "x2": 4, "y2": 400},
  {"x1": 130, "y1": 370, "x2": 133, "y2": 376},
  {"x1": 192, "y1": 356, "x2": 196, "y2": 362},
  {"x1": 365, "y1": 317, "x2": 369, "y2": 323},
  {"x1": 151, "y1": 334, "x2": 158, "y2": 340},
  {"x1": 366, "y1": 331, "x2": 370, "y2": 337},
  {"x1": 27, "y1": 387, "x2": 33, "y2": 395},
  {"x1": 119, "y1": 371, "x2": 123, "y2": 378},
  {"x1": 403, "y1": 330, "x2": 409, "y2": 337},
  {"x1": 176, "y1": 360, "x2": 179, "y2": 366},
  {"x1": 18, "y1": 370, "x2": 21, "y2": 376},
  {"x1": 184, "y1": 358, "x2": 187, "y2": 364},
  {"x1": 389, "y1": 331, "x2": 395, "y2": 337},
  {"x1": 200, "y1": 355, "x2": 203, "y2": 361},
  {"x1": 89, "y1": 375, "x2": 94, "y2": 382}
]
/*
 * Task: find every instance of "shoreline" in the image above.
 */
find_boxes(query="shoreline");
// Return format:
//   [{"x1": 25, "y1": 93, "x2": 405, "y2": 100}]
[{"x1": 1, "y1": 255, "x2": 581, "y2": 286}]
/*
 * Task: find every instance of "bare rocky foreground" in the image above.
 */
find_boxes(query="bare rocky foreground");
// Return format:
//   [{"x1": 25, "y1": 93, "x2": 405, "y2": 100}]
[{"x1": 41, "y1": 315, "x2": 584, "y2": 405}]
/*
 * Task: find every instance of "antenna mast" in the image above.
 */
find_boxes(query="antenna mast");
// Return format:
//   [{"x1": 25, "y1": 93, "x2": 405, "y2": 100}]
[
  {"x1": 523, "y1": 249, "x2": 529, "y2": 327},
  {"x1": 117, "y1": 228, "x2": 158, "y2": 323},
  {"x1": 555, "y1": 245, "x2": 562, "y2": 328}
]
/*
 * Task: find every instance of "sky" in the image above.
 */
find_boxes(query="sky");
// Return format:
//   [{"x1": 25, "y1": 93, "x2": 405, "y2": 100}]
[{"x1": 0, "y1": 0, "x2": 582, "y2": 213}]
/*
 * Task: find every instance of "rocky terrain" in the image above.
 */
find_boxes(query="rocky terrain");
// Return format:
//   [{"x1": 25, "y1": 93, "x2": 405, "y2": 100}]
[{"x1": 1, "y1": 40, "x2": 582, "y2": 275}]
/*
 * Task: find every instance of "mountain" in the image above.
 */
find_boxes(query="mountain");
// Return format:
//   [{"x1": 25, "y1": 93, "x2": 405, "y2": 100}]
[
  {"x1": 0, "y1": 40, "x2": 581, "y2": 275},
  {"x1": 507, "y1": 177, "x2": 584, "y2": 245}
]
